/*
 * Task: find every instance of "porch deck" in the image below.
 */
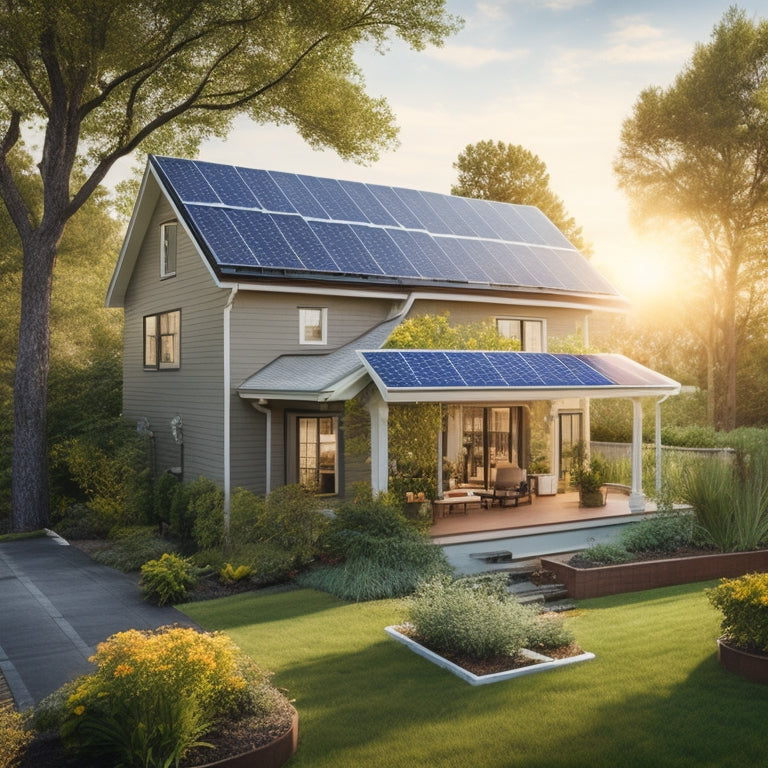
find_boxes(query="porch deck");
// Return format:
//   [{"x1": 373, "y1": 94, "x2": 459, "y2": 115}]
[{"x1": 429, "y1": 489, "x2": 645, "y2": 542}]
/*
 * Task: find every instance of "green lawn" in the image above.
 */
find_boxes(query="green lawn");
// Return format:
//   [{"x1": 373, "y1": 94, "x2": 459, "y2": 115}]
[{"x1": 181, "y1": 582, "x2": 768, "y2": 768}]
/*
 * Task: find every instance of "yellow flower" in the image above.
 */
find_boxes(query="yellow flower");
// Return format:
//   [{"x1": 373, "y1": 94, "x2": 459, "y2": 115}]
[{"x1": 74, "y1": 706, "x2": 85, "y2": 716}]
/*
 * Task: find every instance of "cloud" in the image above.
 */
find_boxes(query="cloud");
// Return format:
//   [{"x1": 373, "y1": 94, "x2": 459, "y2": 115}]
[
  {"x1": 425, "y1": 43, "x2": 528, "y2": 69},
  {"x1": 599, "y1": 16, "x2": 692, "y2": 64}
]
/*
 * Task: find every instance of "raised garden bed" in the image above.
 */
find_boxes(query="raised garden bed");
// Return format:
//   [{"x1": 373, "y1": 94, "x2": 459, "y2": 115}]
[
  {"x1": 541, "y1": 549, "x2": 768, "y2": 600},
  {"x1": 384, "y1": 626, "x2": 594, "y2": 685},
  {"x1": 717, "y1": 639, "x2": 768, "y2": 686}
]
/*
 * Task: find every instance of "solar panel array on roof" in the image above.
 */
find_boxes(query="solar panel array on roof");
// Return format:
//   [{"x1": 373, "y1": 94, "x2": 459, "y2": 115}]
[
  {"x1": 359, "y1": 351, "x2": 676, "y2": 391},
  {"x1": 150, "y1": 155, "x2": 618, "y2": 296}
]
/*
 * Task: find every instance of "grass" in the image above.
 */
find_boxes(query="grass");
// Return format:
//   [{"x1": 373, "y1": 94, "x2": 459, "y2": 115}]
[{"x1": 180, "y1": 583, "x2": 768, "y2": 768}]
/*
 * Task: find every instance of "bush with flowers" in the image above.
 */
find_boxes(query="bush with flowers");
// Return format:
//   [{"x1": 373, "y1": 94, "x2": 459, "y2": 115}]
[
  {"x1": 34, "y1": 625, "x2": 293, "y2": 768},
  {"x1": 707, "y1": 572, "x2": 768, "y2": 651}
]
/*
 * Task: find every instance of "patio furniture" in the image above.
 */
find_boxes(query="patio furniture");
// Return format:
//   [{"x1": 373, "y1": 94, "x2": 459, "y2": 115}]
[
  {"x1": 483, "y1": 466, "x2": 533, "y2": 508},
  {"x1": 431, "y1": 490, "x2": 482, "y2": 522}
]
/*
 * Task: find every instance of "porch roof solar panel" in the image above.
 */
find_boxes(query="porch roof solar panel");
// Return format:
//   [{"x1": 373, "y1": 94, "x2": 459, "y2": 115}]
[
  {"x1": 358, "y1": 350, "x2": 680, "y2": 402},
  {"x1": 150, "y1": 155, "x2": 622, "y2": 298}
]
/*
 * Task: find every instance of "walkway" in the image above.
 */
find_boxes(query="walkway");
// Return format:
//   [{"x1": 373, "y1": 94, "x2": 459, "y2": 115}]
[{"x1": 0, "y1": 533, "x2": 199, "y2": 710}]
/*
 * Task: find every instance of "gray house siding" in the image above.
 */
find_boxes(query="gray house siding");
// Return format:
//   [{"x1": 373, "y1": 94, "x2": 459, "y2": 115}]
[
  {"x1": 406, "y1": 299, "x2": 589, "y2": 347},
  {"x1": 122, "y1": 196, "x2": 228, "y2": 484},
  {"x1": 227, "y1": 291, "x2": 396, "y2": 495}
]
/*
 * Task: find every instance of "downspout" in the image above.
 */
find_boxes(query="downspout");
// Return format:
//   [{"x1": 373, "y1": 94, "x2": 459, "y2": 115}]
[
  {"x1": 251, "y1": 402, "x2": 272, "y2": 495},
  {"x1": 223, "y1": 286, "x2": 238, "y2": 539},
  {"x1": 655, "y1": 395, "x2": 670, "y2": 498}
]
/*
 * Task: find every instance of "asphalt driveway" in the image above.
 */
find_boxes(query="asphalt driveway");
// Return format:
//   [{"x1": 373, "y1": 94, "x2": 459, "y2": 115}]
[{"x1": 0, "y1": 533, "x2": 199, "y2": 710}]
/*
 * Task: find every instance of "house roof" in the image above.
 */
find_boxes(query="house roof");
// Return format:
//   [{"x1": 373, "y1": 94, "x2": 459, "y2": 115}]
[
  {"x1": 238, "y1": 340, "x2": 680, "y2": 404},
  {"x1": 142, "y1": 155, "x2": 622, "y2": 302},
  {"x1": 237, "y1": 315, "x2": 404, "y2": 402},
  {"x1": 358, "y1": 350, "x2": 680, "y2": 402}
]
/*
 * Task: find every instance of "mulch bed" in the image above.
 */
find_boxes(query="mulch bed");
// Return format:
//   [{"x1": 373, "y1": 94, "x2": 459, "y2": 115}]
[{"x1": 20, "y1": 701, "x2": 296, "y2": 768}]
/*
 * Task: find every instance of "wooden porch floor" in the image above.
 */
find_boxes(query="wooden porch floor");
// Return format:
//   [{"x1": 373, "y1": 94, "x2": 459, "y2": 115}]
[{"x1": 429, "y1": 490, "x2": 642, "y2": 540}]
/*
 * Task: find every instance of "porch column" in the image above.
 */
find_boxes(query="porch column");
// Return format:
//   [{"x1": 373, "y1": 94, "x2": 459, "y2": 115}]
[
  {"x1": 366, "y1": 390, "x2": 389, "y2": 494},
  {"x1": 629, "y1": 398, "x2": 645, "y2": 514}
]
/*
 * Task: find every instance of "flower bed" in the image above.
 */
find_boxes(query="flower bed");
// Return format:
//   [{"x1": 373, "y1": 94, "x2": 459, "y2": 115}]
[
  {"x1": 385, "y1": 626, "x2": 594, "y2": 686},
  {"x1": 541, "y1": 549, "x2": 768, "y2": 599}
]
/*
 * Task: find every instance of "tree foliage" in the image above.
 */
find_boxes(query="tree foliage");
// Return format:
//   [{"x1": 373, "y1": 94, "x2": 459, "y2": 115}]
[
  {"x1": 451, "y1": 139, "x2": 590, "y2": 254},
  {"x1": 614, "y1": 7, "x2": 768, "y2": 431},
  {"x1": 0, "y1": 0, "x2": 461, "y2": 530}
]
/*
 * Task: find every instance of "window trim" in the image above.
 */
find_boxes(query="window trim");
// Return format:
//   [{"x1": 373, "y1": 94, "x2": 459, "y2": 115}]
[
  {"x1": 496, "y1": 317, "x2": 546, "y2": 352},
  {"x1": 143, "y1": 309, "x2": 181, "y2": 370},
  {"x1": 160, "y1": 221, "x2": 178, "y2": 279},
  {"x1": 299, "y1": 307, "x2": 327, "y2": 345}
]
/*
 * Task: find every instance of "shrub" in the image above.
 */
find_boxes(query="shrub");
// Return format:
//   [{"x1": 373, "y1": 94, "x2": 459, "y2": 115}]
[
  {"x1": 91, "y1": 526, "x2": 178, "y2": 572},
  {"x1": 56, "y1": 626, "x2": 279, "y2": 768},
  {"x1": 619, "y1": 512, "x2": 709, "y2": 554},
  {"x1": 152, "y1": 471, "x2": 180, "y2": 527},
  {"x1": 0, "y1": 708, "x2": 32, "y2": 768},
  {"x1": 576, "y1": 543, "x2": 633, "y2": 566},
  {"x1": 708, "y1": 573, "x2": 768, "y2": 651},
  {"x1": 256, "y1": 484, "x2": 328, "y2": 566},
  {"x1": 51, "y1": 502, "x2": 112, "y2": 540},
  {"x1": 192, "y1": 542, "x2": 294, "y2": 586},
  {"x1": 139, "y1": 552, "x2": 196, "y2": 605},
  {"x1": 527, "y1": 613, "x2": 575, "y2": 652},
  {"x1": 189, "y1": 478, "x2": 225, "y2": 550},
  {"x1": 300, "y1": 525, "x2": 451, "y2": 601},
  {"x1": 51, "y1": 418, "x2": 152, "y2": 530},
  {"x1": 220, "y1": 563, "x2": 254, "y2": 584},
  {"x1": 229, "y1": 487, "x2": 264, "y2": 544},
  {"x1": 406, "y1": 576, "x2": 537, "y2": 659}
]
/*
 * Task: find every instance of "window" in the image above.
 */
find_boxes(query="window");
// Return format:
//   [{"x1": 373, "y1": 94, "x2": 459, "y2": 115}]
[
  {"x1": 298, "y1": 416, "x2": 338, "y2": 493},
  {"x1": 299, "y1": 307, "x2": 327, "y2": 345},
  {"x1": 161, "y1": 222, "x2": 177, "y2": 278},
  {"x1": 496, "y1": 318, "x2": 544, "y2": 352},
  {"x1": 144, "y1": 310, "x2": 180, "y2": 369}
]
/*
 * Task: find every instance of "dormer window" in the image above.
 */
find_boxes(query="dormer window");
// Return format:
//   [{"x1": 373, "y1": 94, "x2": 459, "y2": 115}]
[
  {"x1": 497, "y1": 318, "x2": 544, "y2": 352},
  {"x1": 299, "y1": 307, "x2": 327, "y2": 345},
  {"x1": 161, "y1": 222, "x2": 177, "y2": 278}
]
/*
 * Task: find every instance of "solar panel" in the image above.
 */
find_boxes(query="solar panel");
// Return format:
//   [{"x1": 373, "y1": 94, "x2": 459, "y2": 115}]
[
  {"x1": 307, "y1": 221, "x2": 384, "y2": 276},
  {"x1": 149, "y1": 155, "x2": 621, "y2": 299},
  {"x1": 360, "y1": 351, "x2": 670, "y2": 392},
  {"x1": 193, "y1": 161, "x2": 259, "y2": 208},
  {"x1": 184, "y1": 205, "x2": 258, "y2": 266},
  {"x1": 269, "y1": 172, "x2": 329, "y2": 219}
]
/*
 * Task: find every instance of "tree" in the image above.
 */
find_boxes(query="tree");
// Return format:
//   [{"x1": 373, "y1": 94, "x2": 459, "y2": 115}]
[
  {"x1": 0, "y1": 1, "x2": 460, "y2": 531},
  {"x1": 614, "y1": 7, "x2": 768, "y2": 431},
  {"x1": 0, "y1": 146, "x2": 124, "y2": 523},
  {"x1": 450, "y1": 139, "x2": 590, "y2": 254}
]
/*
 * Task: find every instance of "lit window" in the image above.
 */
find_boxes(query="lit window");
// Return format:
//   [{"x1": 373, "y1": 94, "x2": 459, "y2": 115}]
[
  {"x1": 496, "y1": 318, "x2": 544, "y2": 352},
  {"x1": 161, "y1": 222, "x2": 177, "y2": 278},
  {"x1": 299, "y1": 307, "x2": 327, "y2": 345},
  {"x1": 144, "y1": 310, "x2": 180, "y2": 369}
]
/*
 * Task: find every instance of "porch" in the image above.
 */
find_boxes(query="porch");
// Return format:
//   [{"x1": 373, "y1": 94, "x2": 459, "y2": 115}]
[{"x1": 428, "y1": 489, "x2": 662, "y2": 575}]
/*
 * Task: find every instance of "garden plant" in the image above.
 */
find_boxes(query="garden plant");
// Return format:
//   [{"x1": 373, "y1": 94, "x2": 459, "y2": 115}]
[{"x1": 30, "y1": 626, "x2": 294, "y2": 768}]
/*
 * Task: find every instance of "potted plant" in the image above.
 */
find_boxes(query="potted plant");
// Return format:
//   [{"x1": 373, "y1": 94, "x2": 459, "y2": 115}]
[
  {"x1": 570, "y1": 443, "x2": 605, "y2": 507},
  {"x1": 708, "y1": 573, "x2": 768, "y2": 685}
]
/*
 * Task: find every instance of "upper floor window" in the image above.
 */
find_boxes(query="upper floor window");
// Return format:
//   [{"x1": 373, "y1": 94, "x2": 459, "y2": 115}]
[
  {"x1": 144, "y1": 310, "x2": 180, "y2": 369},
  {"x1": 497, "y1": 318, "x2": 544, "y2": 352},
  {"x1": 160, "y1": 222, "x2": 177, "y2": 278},
  {"x1": 299, "y1": 307, "x2": 327, "y2": 345}
]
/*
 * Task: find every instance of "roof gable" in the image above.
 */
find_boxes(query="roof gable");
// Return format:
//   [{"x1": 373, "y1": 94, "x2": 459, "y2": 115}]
[{"x1": 148, "y1": 155, "x2": 621, "y2": 300}]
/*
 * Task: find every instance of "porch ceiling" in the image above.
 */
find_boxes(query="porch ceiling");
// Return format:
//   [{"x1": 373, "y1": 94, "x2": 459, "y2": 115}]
[{"x1": 358, "y1": 350, "x2": 680, "y2": 403}]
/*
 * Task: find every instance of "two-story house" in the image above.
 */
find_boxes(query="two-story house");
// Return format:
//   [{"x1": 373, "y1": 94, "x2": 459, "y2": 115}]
[{"x1": 107, "y1": 156, "x2": 679, "y2": 516}]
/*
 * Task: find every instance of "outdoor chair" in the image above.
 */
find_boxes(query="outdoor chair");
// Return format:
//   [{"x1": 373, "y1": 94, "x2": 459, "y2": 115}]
[{"x1": 485, "y1": 466, "x2": 533, "y2": 508}]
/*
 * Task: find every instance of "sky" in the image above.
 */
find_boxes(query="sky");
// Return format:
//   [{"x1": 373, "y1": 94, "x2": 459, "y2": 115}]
[{"x1": 164, "y1": 1, "x2": 767, "y2": 303}]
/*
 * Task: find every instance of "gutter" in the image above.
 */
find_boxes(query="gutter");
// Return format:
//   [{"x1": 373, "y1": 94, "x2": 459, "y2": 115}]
[{"x1": 223, "y1": 285, "x2": 238, "y2": 534}]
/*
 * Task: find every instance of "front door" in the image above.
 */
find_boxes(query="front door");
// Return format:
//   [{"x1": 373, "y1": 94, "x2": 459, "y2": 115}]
[{"x1": 558, "y1": 412, "x2": 583, "y2": 480}]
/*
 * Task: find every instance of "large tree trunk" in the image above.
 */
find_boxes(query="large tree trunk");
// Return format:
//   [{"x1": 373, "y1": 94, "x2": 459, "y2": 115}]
[{"x1": 11, "y1": 232, "x2": 58, "y2": 531}]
